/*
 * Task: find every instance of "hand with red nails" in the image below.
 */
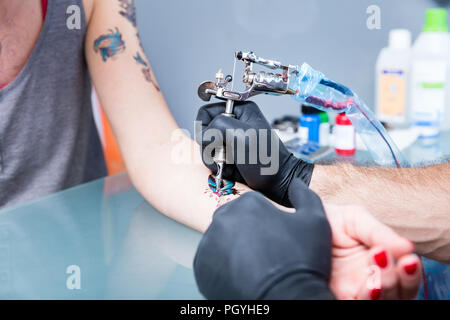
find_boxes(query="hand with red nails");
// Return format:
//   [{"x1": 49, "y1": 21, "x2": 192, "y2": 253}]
[{"x1": 323, "y1": 203, "x2": 423, "y2": 300}]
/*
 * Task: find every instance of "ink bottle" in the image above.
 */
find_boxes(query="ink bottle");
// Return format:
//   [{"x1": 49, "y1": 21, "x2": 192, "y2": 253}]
[
  {"x1": 298, "y1": 104, "x2": 320, "y2": 144},
  {"x1": 334, "y1": 113, "x2": 356, "y2": 155}
]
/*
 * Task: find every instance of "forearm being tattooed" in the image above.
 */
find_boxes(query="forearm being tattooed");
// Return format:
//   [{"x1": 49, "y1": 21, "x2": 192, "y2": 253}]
[{"x1": 86, "y1": 0, "x2": 270, "y2": 232}]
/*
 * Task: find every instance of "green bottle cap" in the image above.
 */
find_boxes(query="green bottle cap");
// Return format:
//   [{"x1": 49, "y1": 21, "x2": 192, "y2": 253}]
[
  {"x1": 318, "y1": 112, "x2": 329, "y2": 123},
  {"x1": 423, "y1": 8, "x2": 448, "y2": 32}
]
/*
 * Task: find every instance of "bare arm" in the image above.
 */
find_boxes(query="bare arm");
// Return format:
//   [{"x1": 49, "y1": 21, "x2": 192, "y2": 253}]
[
  {"x1": 84, "y1": 0, "x2": 253, "y2": 232},
  {"x1": 309, "y1": 162, "x2": 450, "y2": 263}
]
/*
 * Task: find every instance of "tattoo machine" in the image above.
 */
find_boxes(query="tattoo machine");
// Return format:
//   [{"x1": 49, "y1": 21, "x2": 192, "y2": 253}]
[
  {"x1": 198, "y1": 51, "x2": 407, "y2": 190},
  {"x1": 197, "y1": 51, "x2": 301, "y2": 191}
]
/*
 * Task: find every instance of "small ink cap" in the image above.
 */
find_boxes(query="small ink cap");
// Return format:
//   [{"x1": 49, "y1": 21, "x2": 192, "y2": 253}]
[
  {"x1": 388, "y1": 29, "x2": 411, "y2": 50},
  {"x1": 423, "y1": 8, "x2": 448, "y2": 32},
  {"x1": 318, "y1": 112, "x2": 329, "y2": 123}
]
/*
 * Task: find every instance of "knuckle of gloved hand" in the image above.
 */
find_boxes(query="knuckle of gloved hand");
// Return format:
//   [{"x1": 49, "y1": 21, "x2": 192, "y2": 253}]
[
  {"x1": 207, "y1": 102, "x2": 227, "y2": 116},
  {"x1": 233, "y1": 192, "x2": 264, "y2": 211},
  {"x1": 202, "y1": 160, "x2": 216, "y2": 172},
  {"x1": 197, "y1": 105, "x2": 213, "y2": 121},
  {"x1": 303, "y1": 188, "x2": 323, "y2": 207},
  {"x1": 203, "y1": 101, "x2": 225, "y2": 110},
  {"x1": 240, "y1": 191, "x2": 262, "y2": 202},
  {"x1": 198, "y1": 103, "x2": 225, "y2": 123},
  {"x1": 234, "y1": 101, "x2": 258, "y2": 117},
  {"x1": 243, "y1": 100, "x2": 259, "y2": 111},
  {"x1": 208, "y1": 114, "x2": 230, "y2": 132}
]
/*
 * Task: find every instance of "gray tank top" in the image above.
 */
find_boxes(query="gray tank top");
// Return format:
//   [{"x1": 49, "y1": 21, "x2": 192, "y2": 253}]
[{"x1": 0, "y1": 0, "x2": 106, "y2": 208}]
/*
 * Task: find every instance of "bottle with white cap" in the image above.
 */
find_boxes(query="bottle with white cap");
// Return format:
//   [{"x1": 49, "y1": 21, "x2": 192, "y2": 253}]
[
  {"x1": 410, "y1": 8, "x2": 450, "y2": 137},
  {"x1": 375, "y1": 29, "x2": 412, "y2": 126}
]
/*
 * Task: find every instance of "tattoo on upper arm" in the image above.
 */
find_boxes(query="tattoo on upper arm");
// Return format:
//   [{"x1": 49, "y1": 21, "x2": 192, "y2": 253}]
[
  {"x1": 133, "y1": 52, "x2": 148, "y2": 67},
  {"x1": 114, "y1": 0, "x2": 160, "y2": 91},
  {"x1": 118, "y1": 0, "x2": 137, "y2": 27},
  {"x1": 133, "y1": 52, "x2": 161, "y2": 91},
  {"x1": 204, "y1": 175, "x2": 241, "y2": 208},
  {"x1": 93, "y1": 28, "x2": 126, "y2": 62}
]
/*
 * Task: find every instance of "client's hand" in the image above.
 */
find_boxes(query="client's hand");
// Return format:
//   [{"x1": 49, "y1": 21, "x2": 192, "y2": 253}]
[{"x1": 324, "y1": 203, "x2": 422, "y2": 300}]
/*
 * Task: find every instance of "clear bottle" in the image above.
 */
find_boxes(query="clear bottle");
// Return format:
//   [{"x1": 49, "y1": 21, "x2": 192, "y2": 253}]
[
  {"x1": 375, "y1": 29, "x2": 411, "y2": 126},
  {"x1": 410, "y1": 8, "x2": 450, "y2": 136}
]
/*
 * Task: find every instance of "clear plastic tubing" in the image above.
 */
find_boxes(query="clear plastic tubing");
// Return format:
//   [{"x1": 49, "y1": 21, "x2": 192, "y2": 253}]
[{"x1": 290, "y1": 63, "x2": 408, "y2": 168}]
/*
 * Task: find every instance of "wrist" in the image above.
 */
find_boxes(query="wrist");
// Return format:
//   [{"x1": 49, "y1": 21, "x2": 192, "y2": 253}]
[
  {"x1": 309, "y1": 164, "x2": 347, "y2": 204},
  {"x1": 279, "y1": 156, "x2": 314, "y2": 207},
  {"x1": 292, "y1": 156, "x2": 315, "y2": 186}
]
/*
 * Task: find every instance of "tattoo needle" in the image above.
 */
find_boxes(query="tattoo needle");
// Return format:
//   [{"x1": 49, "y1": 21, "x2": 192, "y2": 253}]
[
  {"x1": 215, "y1": 162, "x2": 223, "y2": 193},
  {"x1": 216, "y1": 56, "x2": 237, "y2": 193}
]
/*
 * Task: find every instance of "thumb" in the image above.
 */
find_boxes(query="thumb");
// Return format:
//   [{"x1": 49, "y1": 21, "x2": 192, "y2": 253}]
[
  {"x1": 196, "y1": 102, "x2": 227, "y2": 125},
  {"x1": 343, "y1": 206, "x2": 415, "y2": 259},
  {"x1": 288, "y1": 178, "x2": 324, "y2": 214}
]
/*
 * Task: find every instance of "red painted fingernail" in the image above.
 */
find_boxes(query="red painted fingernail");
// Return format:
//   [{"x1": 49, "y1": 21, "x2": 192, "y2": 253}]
[
  {"x1": 374, "y1": 251, "x2": 388, "y2": 269},
  {"x1": 371, "y1": 288, "x2": 381, "y2": 300},
  {"x1": 404, "y1": 262, "x2": 418, "y2": 275}
]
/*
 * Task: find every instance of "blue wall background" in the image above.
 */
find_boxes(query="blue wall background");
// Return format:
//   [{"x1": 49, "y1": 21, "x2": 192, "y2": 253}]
[{"x1": 136, "y1": 0, "x2": 450, "y2": 134}]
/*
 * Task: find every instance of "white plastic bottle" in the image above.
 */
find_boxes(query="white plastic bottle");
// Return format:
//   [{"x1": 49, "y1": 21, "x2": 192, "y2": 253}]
[
  {"x1": 410, "y1": 8, "x2": 450, "y2": 136},
  {"x1": 375, "y1": 29, "x2": 411, "y2": 126}
]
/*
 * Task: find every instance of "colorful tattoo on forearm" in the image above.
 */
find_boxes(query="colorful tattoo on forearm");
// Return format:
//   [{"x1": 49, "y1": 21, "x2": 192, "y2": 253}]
[
  {"x1": 118, "y1": 0, "x2": 137, "y2": 27},
  {"x1": 93, "y1": 28, "x2": 126, "y2": 62},
  {"x1": 133, "y1": 52, "x2": 161, "y2": 91},
  {"x1": 204, "y1": 175, "x2": 241, "y2": 208}
]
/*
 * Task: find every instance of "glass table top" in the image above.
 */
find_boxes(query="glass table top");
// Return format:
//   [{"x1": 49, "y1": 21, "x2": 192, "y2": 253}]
[
  {"x1": 0, "y1": 133, "x2": 448, "y2": 299},
  {"x1": 0, "y1": 173, "x2": 203, "y2": 299}
]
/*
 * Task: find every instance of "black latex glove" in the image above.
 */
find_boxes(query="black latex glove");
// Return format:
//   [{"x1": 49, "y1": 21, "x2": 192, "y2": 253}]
[
  {"x1": 196, "y1": 101, "x2": 314, "y2": 207},
  {"x1": 193, "y1": 179, "x2": 334, "y2": 300}
]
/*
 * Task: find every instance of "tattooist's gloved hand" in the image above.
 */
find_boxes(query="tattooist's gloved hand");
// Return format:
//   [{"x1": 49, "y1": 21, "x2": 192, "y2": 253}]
[
  {"x1": 196, "y1": 101, "x2": 314, "y2": 207},
  {"x1": 193, "y1": 179, "x2": 335, "y2": 300}
]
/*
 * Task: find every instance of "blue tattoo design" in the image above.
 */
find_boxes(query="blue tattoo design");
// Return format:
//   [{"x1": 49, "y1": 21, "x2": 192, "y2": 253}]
[
  {"x1": 133, "y1": 52, "x2": 148, "y2": 67},
  {"x1": 205, "y1": 175, "x2": 241, "y2": 208},
  {"x1": 207, "y1": 175, "x2": 237, "y2": 196},
  {"x1": 119, "y1": 0, "x2": 137, "y2": 27},
  {"x1": 93, "y1": 28, "x2": 126, "y2": 62},
  {"x1": 134, "y1": 51, "x2": 160, "y2": 91}
]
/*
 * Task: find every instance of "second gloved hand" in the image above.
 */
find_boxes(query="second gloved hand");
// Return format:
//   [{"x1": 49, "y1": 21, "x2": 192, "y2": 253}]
[
  {"x1": 194, "y1": 179, "x2": 334, "y2": 300},
  {"x1": 196, "y1": 101, "x2": 314, "y2": 207}
]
